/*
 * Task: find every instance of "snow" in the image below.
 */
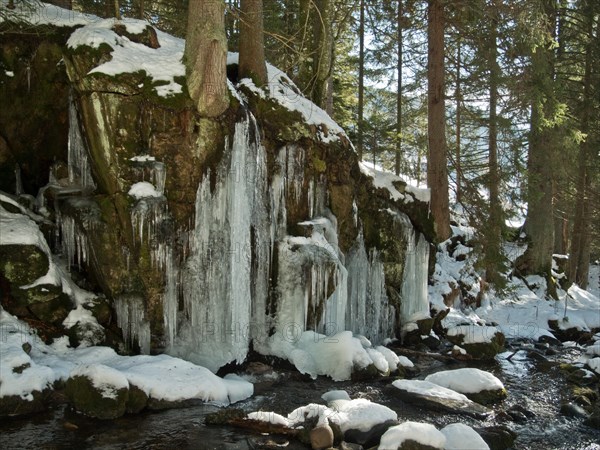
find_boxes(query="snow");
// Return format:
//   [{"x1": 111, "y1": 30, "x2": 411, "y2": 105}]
[
  {"x1": 397, "y1": 355, "x2": 415, "y2": 368},
  {"x1": 586, "y1": 357, "x2": 600, "y2": 375},
  {"x1": 446, "y1": 325, "x2": 502, "y2": 344},
  {"x1": 70, "y1": 363, "x2": 128, "y2": 399},
  {"x1": 441, "y1": 423, "x2": 490, "y2": 450},
  {"x1": 128, "y1": 181, "x2": 163, "y2": 199},
  {"x1": 228, "y1": 52, "x2": 346, "y2": 143},
  {"x1": 359, "y1": 162, "x2": 430, "y2": 204},
  {"x1": 378, "y1": 422, "x2": 446, "y2": 449},
  {"x1": 375, "y1": 346, "x2": 402, "y2": 372},
  {"x1": 0, "y1": 1, "x2": 96, "y2": 28},
  {"x1": 326, "y1": 398, "x2": 397, "y2": 433},
  {"x1": 321, "y1": 390, "x2": 351, "y2": 402},
  {"x1": 391, "y1": 379, "x2": 471, "y2": 404},
  {"x1": 67, "y1": 18, "x2": 185, "y2": 97},
  {"x1": 247, "y1": 411, "x2": 291, "y2": 427},
  {"x1": 130, "y1": 155, "x2": 156, "y2": 162},
  {"x1": 425, "y1": 368, "x2": 504, "y2": 394},
  {"x1": 0, "y1": 311, "x2": 253, "y2": 405},
  {"x1": 0, "y1": 207, "x2": 52, "y2": 250},
  {"x1": 257, "y1": 330, "x2": 390, "y2": 381}
]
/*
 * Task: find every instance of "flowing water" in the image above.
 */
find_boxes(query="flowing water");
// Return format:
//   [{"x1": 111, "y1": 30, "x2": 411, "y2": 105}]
[{"x1": 1, "y1": 343, "x2": 598, "y2": 450}]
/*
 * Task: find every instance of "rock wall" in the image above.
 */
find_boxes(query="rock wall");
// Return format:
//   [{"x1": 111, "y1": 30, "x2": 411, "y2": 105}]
[{"x1": 0, "y1": 19, "x2": 435, "y2": 371}]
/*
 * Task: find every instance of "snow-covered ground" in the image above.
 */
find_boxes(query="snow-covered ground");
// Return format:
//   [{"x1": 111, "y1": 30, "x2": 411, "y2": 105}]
[{"x1": 424, "y1": 368, "x2": 504, "y2": 394}]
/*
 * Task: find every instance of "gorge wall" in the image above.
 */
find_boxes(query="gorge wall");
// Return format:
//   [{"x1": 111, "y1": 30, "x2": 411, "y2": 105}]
[{"x1": 0, "y1": 13, "x2": 435, "y2": 373}]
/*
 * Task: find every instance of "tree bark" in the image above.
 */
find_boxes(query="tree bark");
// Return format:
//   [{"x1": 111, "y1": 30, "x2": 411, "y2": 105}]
[
  {"x1": 239, "y1": 0, "x2": 268, "y2": 86},
  {"x1": 357, "y1": 0, "x2": 365, "y2": 160},
  {"x1": 455, "y1": 39, "x2": 462, "y2": 204},
  {"x1": 485, "y1": 2, "x2": 503, "y2": 285},
  {"x1": 311, "y1": 0, "x2": 332, "y2": 108},
  {"x1": 568, "y1": 7, "x2": 595, "y2": 289},
  {"x1": 395, "y1": 0, "x2": 403, "y2": 176},
  {"x1": 517, "y1": 0, "x2": 557, "y2": 278},
  {"x1": 427, "y1": 0, "x2": 451, "y2": 242},
  {"x1": 185, "y1": 0, "x2": 230, "y2": 117}
]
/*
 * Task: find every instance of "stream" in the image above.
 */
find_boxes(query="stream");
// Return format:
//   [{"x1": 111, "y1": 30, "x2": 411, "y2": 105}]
[{"x1": 1, "y1": 343, "x2": 599, "y2": 450}]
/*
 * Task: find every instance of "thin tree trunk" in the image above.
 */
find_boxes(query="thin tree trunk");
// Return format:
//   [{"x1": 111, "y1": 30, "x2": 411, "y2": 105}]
[
  {"x1": 395, "y1": 0, "x2": 403, "y2": 176},
  {"x1": 185, "y1": 0, "x2": 230, "y2": 117},
  {"x1": 486, "y1": 3, "x2": 503, "y2": 285},
  {"x1": 114, "y1": 0, "x2": 121, "y2": 20},
  {"x1": 455, "y1": 39, "x2": 462, "y2": 204},
  {"x1": 239, "y1": 0, "x2": 268, "y2": 86},
  {"x1": 357, "y1": 0, "x2": 365, "y2": 161},
  {"x1": 427, "y1": 0, "x2": 451, "y2": 242},
  {"x1": 568, "y1": 8, "x2": 595, "y2": 289},
  {"x1": 311, "y1": 0, "x2": 332, "y2": 108}
]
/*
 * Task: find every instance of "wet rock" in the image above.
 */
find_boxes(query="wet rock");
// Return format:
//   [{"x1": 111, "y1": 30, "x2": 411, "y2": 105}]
[
  {"x1": 548, "y1": 319, "x2": 589, "y2": 343},
  {"x1": 310, "y1": 422, "x2": 334, "y2": 450},
  {"x1": 476, "y1": 426, "x2": 517, "y2": 450},
  {"x1": 505, "y1": 404, "x2": 535, "y2": 423},
  {"x1": 126, "y1": 384, "x2": 148, "y2": 414},
  {"x1": 567, "y1": 368, "x2": 598, "y2": 386},
  {"x1": 339, "y1": 442, "x2": 363, "y2": 450},
  {"x1": 538, "y1": 334, "x2": 561, "y2": 346},
  {"x1": 387, "y1": 380, "x2": 491, "y2": 419},
  {"x1": 0, "y1": 389, "x2": 52, "y2": 417},
  {"x1": 344, "y1": 420, "x2": 398, "y2": 448},
  {"x1": 351, "y1": 363, "x2": 379, "y2": 381},
  {"x1": 560, "y1": 402, "x2": 589, "y2": 418},
  {"x1": 67, "y1": 320, "x2": 106, "y2": 347},
  {"x1": 584, "y1": 404, "x2": 600, "y2": 429}
]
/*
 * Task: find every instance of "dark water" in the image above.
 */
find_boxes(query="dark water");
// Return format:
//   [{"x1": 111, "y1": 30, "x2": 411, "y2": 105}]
[{"x1": 1, "y1": 346, "x2": 599, "y2": 450}]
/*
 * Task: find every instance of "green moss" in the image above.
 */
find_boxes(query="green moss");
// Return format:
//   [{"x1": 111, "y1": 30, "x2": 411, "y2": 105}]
[
  {"x1": 312, "y1": 156, "x2": 327, "y2": 173},
  {"x1": 65, "y1": 375, "x2": 128, "y2": 420},
  {"x1": 467, "y1": 388, "x2": 508, "y2": 405},
  {"x1": 126, "y1": 384, "x2": 148, "y2": 414}
]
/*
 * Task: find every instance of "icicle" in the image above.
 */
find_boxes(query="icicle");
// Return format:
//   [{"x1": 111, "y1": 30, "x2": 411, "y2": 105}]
[
  {"x1": 14, "y1": 164, "x2": 23, "y2": 196},
  {"x1": 58, "y1": 213, "x2": 89, "y2": 270},
  {"x1": 67, "y1": 91, "x2": 95, "y2": 191},
  {"x1": 114, "y1": 295, "x2": 151, "y2": 354}
]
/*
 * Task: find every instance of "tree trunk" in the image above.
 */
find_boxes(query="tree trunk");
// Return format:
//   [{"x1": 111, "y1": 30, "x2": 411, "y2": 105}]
[
  {"x1": 427, "y1": 0, "x2": 451, "y2": 242},
  {"x1": 239, "y1": 0, "x2": 268, "y2": 86},
  {"x1": 517, "y1": 0, "x2": 557, "y2": 278},
  {"x1": 568, "y1": 7, "x2": 595, "y2": 289},
  {"x1": 114, "y1": 0, "x2": 121, "y2": 20},
  {"x1": 357, "y1": 0, "x2": 365, "y2": 161},
  {"x1": 485, "y1": 3, "x2": 503, "y2": 286},
  {"x1": 455, "y1": 39, "x2": 462, "y2": 204},
  {"x1": 185, "y1": 0, "x2": 230, "y2": 117},
  {"x1": 395, "y1": 0, "x2": 403, "y2": 176},
  {"x1": 311, "y1": 0, "x2": 332, "y2": 108}
]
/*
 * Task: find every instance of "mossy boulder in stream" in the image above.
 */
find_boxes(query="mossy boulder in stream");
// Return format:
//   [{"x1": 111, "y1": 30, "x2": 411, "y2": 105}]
[{"x1": 65, "y1": 364, "x2": 129, "y2": 419}]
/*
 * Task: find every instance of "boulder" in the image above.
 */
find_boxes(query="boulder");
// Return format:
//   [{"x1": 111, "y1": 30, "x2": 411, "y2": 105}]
[
  {"x1": 65, "y1": 364, "x2": 129, "y2": 419},
  {"x1": 446, "y1": 325, "x2": 505, "y2": 360},
  {"x1": 0, "y1": 389, "x2": 52, "y2": 417},
  {"x1": 475, "y1": 426, "x2": 517, "y2": 450},
  {"x1": 388, "y1": 379, "x2": 491, "y2": 419},
  {"x1": 310, "y1": 422, "x2": 334, "y2": 450}
]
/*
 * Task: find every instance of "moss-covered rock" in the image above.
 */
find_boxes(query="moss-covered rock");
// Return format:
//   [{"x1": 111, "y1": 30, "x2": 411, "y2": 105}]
[
  {"x1": 126, "y1": 384, "x2": 148, "y2": 414},
  {"x1": 65, "y1": 370, "x2": 129, "y2": 419},
  {"x1": 446, "y1": 329, "x2": 505, "y2": 360},
  {"x1": 466, "y1": 388, "x2": 508, "y2": 405},
  {"x1": 0, "y1": 389, "x2": 52, "y2": 417},
  {"x1": 351, "y1": 363, "x2": 380, "y2": 381},
  {"x1": 0, "y1": 244, "x2": 49, "y2": 286}
]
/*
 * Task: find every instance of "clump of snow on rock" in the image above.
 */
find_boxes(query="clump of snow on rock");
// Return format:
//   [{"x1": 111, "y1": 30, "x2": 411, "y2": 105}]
[
  {"x1": 379, "y1": 421, "x2": 446, "y2": 449},
  {"x1": 359, "y1": 162, "x2": 430, "y2": 204},
  {"x1": 441, "y1": 423, "x2": 490, "y2": 450},
  {"x1": 67, "y1": 18, "x2": 185, "y2": 97},
  {"x1": 425, "y1": 368, "x2": 504, "y2": 394},
  {"x1": 392, "y1": 379, "x2": 471, "y2": 404},
  {"x1": 227, "y1": 52, "x2": 345, "y2": 144},
  {"x1": 128, "y1": 181, "x2": 163, "y2": 199}
]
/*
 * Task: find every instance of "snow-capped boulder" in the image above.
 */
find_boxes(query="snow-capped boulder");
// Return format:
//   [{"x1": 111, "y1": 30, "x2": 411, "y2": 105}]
[
  {"x1": 378, "y1": 421, "x2": 446, "y2": 450},
  {"x1": 445, "y1": 325, "x2": 505, "y2": 359},
  {"x1": 440, "y1": 423, "x2": 489, "y2": 450},
  {"x1": 388, "y1": 380, "x2": 490, "y2": 419},
  {"x1": 65, "y1": 364, "x2": 130, "y2": 419},
  {"x1": 424, "y1": 368, "x2": 507, "y2": 405}
]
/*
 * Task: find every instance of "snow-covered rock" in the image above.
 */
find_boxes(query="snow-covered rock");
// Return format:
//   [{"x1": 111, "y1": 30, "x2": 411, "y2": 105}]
[
  {"x1": 379, "y1": 421, "x2": 446, "y2": 449},
  {"x1": 441, "y1": 423, "x2": 490, "y2": 450},
  {"x1": 389, "y1": 380, "x2": 490, "y2": 418},
  {"x1": 425, "y1": 368, "x2": 507, "y2": 404}
]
